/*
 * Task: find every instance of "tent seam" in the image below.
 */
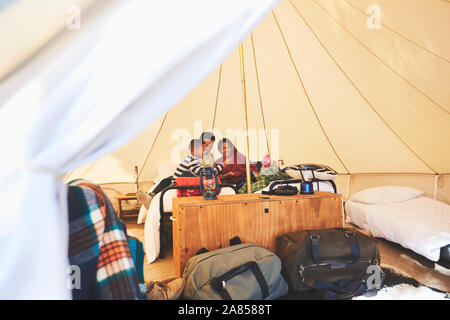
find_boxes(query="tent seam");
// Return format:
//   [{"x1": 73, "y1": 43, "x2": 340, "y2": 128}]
[
  {"x1": 137, "y1": 112, "x2": 169, "y2": 180},
  {"x1": 272, "y1": 11, "x2": 351, "y2": 175},
  {"x1": 342, "y1": 0, "x2": 450, "y2": 65},
  {"x1": 312, "y1": 0, "x2": 449, "y2": 115},
  {"x1": 288, "y1": 0, "x2": 438, "y2": 174}
]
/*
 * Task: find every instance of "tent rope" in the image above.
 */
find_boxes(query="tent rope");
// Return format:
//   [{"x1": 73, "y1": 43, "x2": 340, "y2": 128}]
[
  {"x1": 211, "y1": 64, "x2": 223, "y2": 130},
  {"x1": 311, "y1": 0, "x2": 449, "y2": 115},
  {"x1": 341, "y1": 0, "x2": 450, "y2": 65},
  {"x1": 137, "y1": 112, "x2": 169, "y2": 180},
  {"x1": 272, "y1": 11, "x2": 351, "y2": 175},
  {"x1": 288, "y1": 0, "x2": 438, "y2": 174},
  {"x1": 250, "y1": 33, "x2": 271, "y2": 156}
]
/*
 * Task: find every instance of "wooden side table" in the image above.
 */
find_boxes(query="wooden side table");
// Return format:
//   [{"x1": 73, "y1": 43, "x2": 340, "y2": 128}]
[{"x1": 115, "y1": 193, "x2": 138, "y2": 220}]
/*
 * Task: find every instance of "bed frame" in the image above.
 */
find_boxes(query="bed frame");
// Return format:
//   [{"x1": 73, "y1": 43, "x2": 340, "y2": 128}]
[
  {"x1": 157, "y1": 179, "x2": 337, "y2": 259},
  {"x1": 266, "y1": 178, "x2": 337, "y2": 194},
  {"x1": 158, "y1": 183, "x2": 238, "y2": 259}
]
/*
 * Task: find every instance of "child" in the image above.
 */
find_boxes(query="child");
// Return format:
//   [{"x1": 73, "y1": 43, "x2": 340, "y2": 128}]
[
  {"x1": 174, "y1": 138, "x2": 223, "y2": 178},
  {"x1": 173, "y1": 138, "x2": 204, "y2": 178}
]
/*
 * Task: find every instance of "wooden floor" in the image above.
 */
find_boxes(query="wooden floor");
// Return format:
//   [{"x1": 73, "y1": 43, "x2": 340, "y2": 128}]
[
  {"x1": 124, "y1": 217, "x2": 450, "y2": 293},
  {"x1": 125, "y1": 217, "x2": 177, "y2": 282},
  {"x1": 375, "y1": 236, "x2": 450, "y2": 292}
]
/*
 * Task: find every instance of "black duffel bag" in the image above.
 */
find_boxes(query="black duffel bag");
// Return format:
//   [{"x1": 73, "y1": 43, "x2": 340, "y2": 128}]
[{"x1": 276, "y1": 228, "x2": 382, "y2": 299}]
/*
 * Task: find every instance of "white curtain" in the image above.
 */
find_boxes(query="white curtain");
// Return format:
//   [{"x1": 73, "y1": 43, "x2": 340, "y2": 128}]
[{"x1": 0, "y1": 0, "x2": 279, "y2": 299}]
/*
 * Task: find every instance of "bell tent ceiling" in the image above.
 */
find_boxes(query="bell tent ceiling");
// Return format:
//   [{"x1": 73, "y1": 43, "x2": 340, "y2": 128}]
[{"x1": 66, "y1": 0, "x2": 450, "y2": 186}]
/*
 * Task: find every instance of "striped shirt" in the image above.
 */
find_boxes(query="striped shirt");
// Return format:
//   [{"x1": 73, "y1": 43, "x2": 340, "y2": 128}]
[{"x1": 173, "y1": 155, "x2": 223, "y2": 178}]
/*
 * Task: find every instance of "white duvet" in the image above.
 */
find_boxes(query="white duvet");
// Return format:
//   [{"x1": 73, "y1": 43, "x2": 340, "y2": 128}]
[{"x1": 345, "y1": 197, "x2": 450, "y2": 262}]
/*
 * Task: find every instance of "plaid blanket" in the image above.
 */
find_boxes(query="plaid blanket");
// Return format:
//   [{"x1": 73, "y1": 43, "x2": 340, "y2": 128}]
[
  {"x1": 127, "y1": 236, "x2": 145, "y2": 284},
  {"x1": 238, "y1": 169, "x2": 291, "y2": 194},
  {"x1": 67, "y1": 179, "x2": 146, "y2": 300}
]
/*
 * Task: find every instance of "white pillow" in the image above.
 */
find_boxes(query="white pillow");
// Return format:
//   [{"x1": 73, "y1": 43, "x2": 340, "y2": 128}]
[{"x1": 349, "y1": 186, "x2": 424, "y2": 205}]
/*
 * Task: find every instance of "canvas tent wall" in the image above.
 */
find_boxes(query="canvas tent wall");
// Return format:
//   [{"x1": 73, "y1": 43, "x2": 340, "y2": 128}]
[
  {"x1": 67, "y1": 0, "x2": 450, "y2": 203},
  {"x1": 0, "y1": 0, "x2": 96, "y2": 82},
  {"x1": 0, "y1": 0, "x2": 281, "y2": 299}
]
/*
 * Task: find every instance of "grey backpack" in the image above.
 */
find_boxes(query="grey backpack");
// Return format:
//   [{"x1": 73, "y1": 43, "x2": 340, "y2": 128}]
[{"x1": 182, "y1": 242, "x2": 288, "y2": 300}]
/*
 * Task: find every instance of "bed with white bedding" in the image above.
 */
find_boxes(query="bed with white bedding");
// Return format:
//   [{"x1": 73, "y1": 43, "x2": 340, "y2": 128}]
[{"x1": 345, "y1": 188, "x2": 450, "y2": 263}]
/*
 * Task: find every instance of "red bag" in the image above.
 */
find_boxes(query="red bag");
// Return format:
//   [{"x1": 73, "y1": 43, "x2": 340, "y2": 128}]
[{"x1": 175, "y1": 177, "x2": 221, "y2": 197}]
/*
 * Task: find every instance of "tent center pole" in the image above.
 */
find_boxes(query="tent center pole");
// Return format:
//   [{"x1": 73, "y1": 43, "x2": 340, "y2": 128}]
[
  {"x1": 433, "y1": 174, "x2": 440, "y2": 200},
  {"x1": 346, "y1": 174, "x2": 351, "y2": 200},
  {"x1": 239, "y1": 43, "x2": 252, "y2": 194}
]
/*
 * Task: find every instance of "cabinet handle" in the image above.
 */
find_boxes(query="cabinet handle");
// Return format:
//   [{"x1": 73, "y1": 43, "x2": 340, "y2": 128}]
[{"x1": 169, "y1": 216, "x2": 177, "y2": 222}]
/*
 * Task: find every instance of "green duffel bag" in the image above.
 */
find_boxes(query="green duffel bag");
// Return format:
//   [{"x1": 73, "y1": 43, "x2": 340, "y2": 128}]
[
  {"x1": 182, "y1": 242, "x2": 289, "y2": 300},
  {"x1": 276, "y1": 228, "x2": 382, "y2": 298}
]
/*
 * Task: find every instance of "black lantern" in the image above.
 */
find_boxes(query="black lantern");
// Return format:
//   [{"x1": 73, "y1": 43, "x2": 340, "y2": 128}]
[
  {"x1": 199, "y1": 166, "x2": 220, "y2": 200},
  {"x1": 299, "y1": 166, "x2": 315, "y2": 195}
]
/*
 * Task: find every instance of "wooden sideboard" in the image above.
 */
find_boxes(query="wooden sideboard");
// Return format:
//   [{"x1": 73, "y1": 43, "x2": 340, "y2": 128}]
[{"x1": 171, "y1": 192, "x2": 343, "y2": 276}]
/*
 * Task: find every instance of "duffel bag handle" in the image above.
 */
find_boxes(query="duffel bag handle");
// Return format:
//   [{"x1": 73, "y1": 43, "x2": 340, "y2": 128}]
[
  {"x1": 210, "y1": 261, "x2": 269, "y2": 300},
  {"x1": 307, "y1": 230, "x2": 361, "y2": 264},
  {"x1": 344, "y1": 231, "x2": 360, "y2": 263},
  {"x1": 229, "y1": 236, "x2": 242, "y2": 246},
  {"x1": 196, "y1": 237, "x2": 243, "y2": 255}
]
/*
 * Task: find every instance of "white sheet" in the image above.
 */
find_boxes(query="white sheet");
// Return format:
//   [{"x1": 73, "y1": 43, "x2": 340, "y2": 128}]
[
  {"x1": 143, "y1": 186, "x2": 236, "y2": 263},
  {"x1": 345, "y1": 197, "x2": 450, "y2": 262}
]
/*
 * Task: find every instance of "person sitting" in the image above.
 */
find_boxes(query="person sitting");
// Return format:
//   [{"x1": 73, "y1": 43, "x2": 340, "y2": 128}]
[
  {"x1": 216, "y1": 138, "x2": 258, "y2": 185},
  {"x1": 173, "y1": 138, "x2": 204, "y2": 178},
  {"x1": 237, "y1": 154, "x2": 290, "y2": 194}
]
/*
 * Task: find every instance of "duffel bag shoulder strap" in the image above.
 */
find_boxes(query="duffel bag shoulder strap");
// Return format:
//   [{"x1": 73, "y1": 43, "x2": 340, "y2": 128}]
[
  {"x1": 210, "y1": 261, "x2": 269, "y2": 300},
  {"x1": 307, "y1": 230, "x2": 361, "y2": 264}
]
